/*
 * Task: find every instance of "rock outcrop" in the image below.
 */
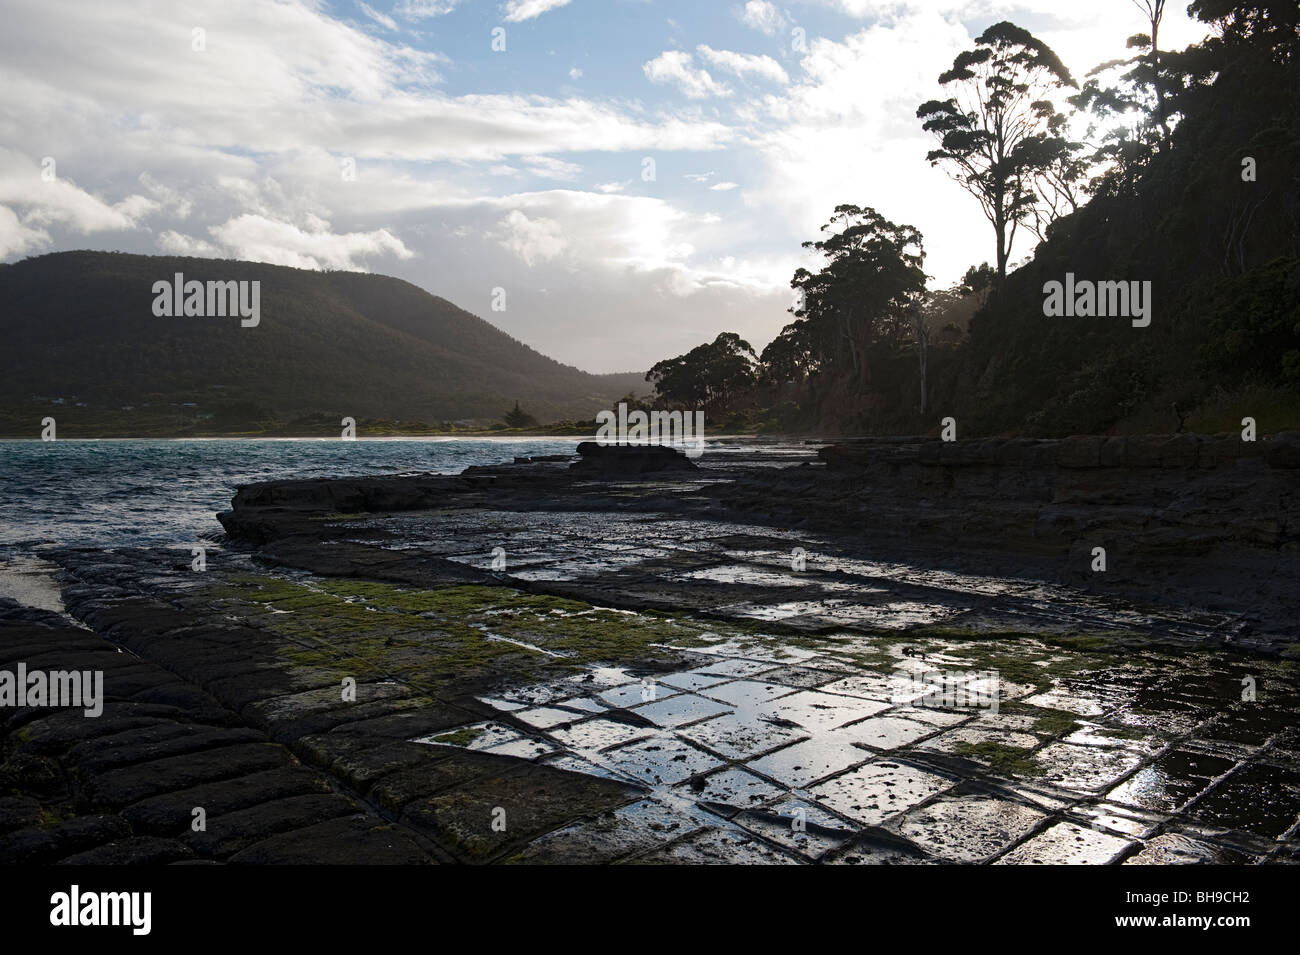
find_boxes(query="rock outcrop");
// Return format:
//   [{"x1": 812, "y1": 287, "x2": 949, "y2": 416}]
[{"x1": 570, "y1": 441, "x2": 698, "y2": 476}]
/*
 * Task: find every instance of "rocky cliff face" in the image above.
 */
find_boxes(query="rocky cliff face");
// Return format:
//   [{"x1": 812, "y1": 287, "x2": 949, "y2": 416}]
[
  {"x1": 782, "y1": 433, "x2": 1299, "y2": 642},
  {"x1": 813, "y1": 434, "x2": 1297, "y2": 554}
]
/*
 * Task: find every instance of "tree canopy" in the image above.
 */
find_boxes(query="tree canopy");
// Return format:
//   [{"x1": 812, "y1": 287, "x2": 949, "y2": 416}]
[
  {"x1": 917, "y1": 21, "x2": 1078, "y2": 285},
  {"x1": 788, "y1": 205, "x2": 927, "y2": 387},
  {"x1": 646, "y1": 2, "x2": 1299, "y2": 438},
  {"x1": 646, "y1": 332, "x2": 758, "y2": 408}
]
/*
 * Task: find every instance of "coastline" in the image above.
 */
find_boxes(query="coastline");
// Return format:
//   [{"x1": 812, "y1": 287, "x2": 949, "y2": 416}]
[{"x1": 3, "y1": 439, "x2": 1298, "y2": 865}]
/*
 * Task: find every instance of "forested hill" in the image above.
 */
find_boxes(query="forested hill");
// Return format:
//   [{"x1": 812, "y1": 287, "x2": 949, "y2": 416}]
[
  {"x1": 0, "y1": 251, "x2": 645, "y2": 434},
  {"x1": 950, "y1": 5, "x2": 1300, "y2": 437},
  {"x1": 650, "y1": 3, "x2": 1298, "y2": 439}
]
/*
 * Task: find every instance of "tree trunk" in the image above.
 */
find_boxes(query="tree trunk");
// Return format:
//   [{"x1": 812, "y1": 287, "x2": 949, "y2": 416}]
[
  {"x1": 1151, "y1": 16, "x2": 1169, "y2": 142},
  {"x1": 995, "y1": 216, "x2": 1009, "y2": 289},
  {"x1": 915, "y1": 316, "x2": 929, "y2": 414}
]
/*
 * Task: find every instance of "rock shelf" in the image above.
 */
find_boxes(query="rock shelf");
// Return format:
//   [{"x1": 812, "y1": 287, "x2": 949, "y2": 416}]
[{"x1": 3, "y1": 439, "x2": 1297, "y2": 864}]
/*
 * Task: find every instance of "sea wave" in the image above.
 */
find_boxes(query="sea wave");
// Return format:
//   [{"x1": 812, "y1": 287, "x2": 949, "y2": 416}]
[{"x1": 0, "y1": 438, "x2": 586, "y2": 553}]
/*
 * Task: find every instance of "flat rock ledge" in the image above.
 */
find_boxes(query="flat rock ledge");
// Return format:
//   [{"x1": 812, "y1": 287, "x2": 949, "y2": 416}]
[
  {"x1": 6, "y1": 434, "x2": 1300, "y2": 866},
  {"x1": 212, "y1": 433, "x2": 1300, "y2": 645},
  {"x1": 818, "y1": 432, "x2": 1300, "y2": 470}
]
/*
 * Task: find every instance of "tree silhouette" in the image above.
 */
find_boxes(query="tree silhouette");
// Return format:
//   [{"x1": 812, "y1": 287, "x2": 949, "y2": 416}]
[
  {"x1": 646, "y1": 333, "x2": 758, "y2": 408},
  {"x1": 1132, "y1": 0, "x2": 1171, "y2": 142},
  {"x1": 502, "y1": 401, "x2": 537, "y2": 428},
  {"x1": 788, "y1": 205, "x2": 927, "y2": 388},
  {"x1": 917, "y1": 21, "x2": 1077, "y2": 287}
]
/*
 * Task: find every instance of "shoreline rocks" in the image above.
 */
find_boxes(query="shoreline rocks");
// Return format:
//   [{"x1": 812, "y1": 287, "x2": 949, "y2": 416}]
[
  {"x1": 215, "y1": 433, "x2": 1300, "y2": 648},
  {"x1": 819, "y1": 432, "x2": 1300, "y2": 471},
  {"x1": 7, "y1": 435, "x2": 1300, "y2": 865}
]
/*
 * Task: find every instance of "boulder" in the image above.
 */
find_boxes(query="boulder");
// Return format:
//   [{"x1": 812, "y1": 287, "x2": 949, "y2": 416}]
[{"x1": 571, "y1": 442, "x2": 698, "y2": 476}]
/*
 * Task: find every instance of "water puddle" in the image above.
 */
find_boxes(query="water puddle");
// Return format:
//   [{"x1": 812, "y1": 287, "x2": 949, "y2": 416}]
[
  {"x1": 412, "y1": 629, "x2": 1300, "y2": 862},
  {"x1": 0, "y1": 555, "x2": 69, "y2": 615}
]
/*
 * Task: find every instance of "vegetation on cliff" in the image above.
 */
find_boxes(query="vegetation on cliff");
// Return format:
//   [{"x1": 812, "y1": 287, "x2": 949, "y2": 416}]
[{"x1": 648, "y1": 1, "x2": 1300, "y2": 437}]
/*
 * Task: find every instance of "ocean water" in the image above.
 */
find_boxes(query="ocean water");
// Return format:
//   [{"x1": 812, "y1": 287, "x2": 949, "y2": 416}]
[{"x1": 0, "y1": 438, "x2": 588, "y2": 554}]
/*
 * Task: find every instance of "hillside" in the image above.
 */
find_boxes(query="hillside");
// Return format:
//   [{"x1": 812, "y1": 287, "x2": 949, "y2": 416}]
[
  {"x1": 682, "y1": 5, "x2": 1299, "y2": 440},
  {"x1": 947, "y1": 15, "x2": 1300, "y2": 438},
  {"x1": 0, "y1": 252, "x2": 647, "y2": 435}
]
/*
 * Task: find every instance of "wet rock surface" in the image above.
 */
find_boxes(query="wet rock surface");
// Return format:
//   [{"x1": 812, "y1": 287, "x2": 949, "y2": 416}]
[
  {"x1": 3, "y1": 440, "x2": 1299, "y2": 863},
  {"x1": 808, "y1": 434, "x2": 1300, "y2": 644}
]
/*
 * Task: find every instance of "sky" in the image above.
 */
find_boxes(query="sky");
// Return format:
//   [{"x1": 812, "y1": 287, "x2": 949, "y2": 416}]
[{"x1": 0, "y1": 0, "x2": 1211, "y2": 373}]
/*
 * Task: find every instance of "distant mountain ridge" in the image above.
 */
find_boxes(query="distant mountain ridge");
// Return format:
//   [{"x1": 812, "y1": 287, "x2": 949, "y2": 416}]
[{"x1": 0, "y1": 251, "x2": 647, "y2": 433}]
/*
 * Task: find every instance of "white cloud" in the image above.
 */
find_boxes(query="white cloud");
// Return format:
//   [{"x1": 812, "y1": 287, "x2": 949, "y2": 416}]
[
  {"x1": 0, "y1": 205, "x2": 49, "y2": 259},
  {"x1": 807, "y1": 0, "x2": 1212, "y2": 56},
  {"x1": 710, "y1": 181, "x2": 739, "y2": 191},
  {"x1": 497, "y1": 209, "x2": 568, "y2": 266},
  {"x1": 697, "y1": 45, "x2": 789, "y2": 84},
  {"x1": 738, "y1": 1, "x2": 789, "y2": 37},
  {"x1": 524, "y1": 156, "x2": 582, "y2": 180},
  {"x1": 568, "y1": 67, "x2": 583, "y2": 79},
  {"x1": 394, "y1": 0, "x2": 460, "y2": 19},
  {"x1": 359, "y1": 2, "x2": 399, "y2": 30},
  {"x1": 643, "y1": 51, "x2": 732, "y2": 99},
  {"x1": 0, "y1": 149, "x2": 156, "y2": 236},
  {"x1": 138, "y1": 172, "x2": 194, "y2": 220},
  {"x1": 816, "y1": 0, "x2": 913, "y2": 17},
  {"x1": 415, "y1": 188, "x2": 792, "y2": 365},
  {"x1": 157, "y1": 229, "x2": 220, "y2": 257},
  {"x1": 0, "y1": 2, "x2": 732, "y2": 165},
  {"x1": 503, "y1": 0, "x2": 572, "y2": 23},
  {"x1": 744, "y1": 11, "x2": 983, "y2": 284},
  {"x1": 207, "y1": 214, "x2": 414, "y2": 271}
]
